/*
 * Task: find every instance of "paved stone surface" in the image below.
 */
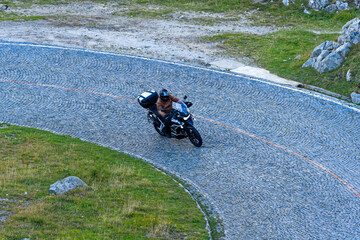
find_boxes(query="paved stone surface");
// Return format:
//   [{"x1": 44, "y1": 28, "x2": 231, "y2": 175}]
[{"x1": 0, "y1": 41, "x2": 360, "y2": 239}]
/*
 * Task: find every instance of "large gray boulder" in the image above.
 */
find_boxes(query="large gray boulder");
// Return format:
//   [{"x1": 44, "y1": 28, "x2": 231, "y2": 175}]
[
  {"x1": 50, "y1": 176, "x2": 88, "y2": 195},
  {"x1": 302, "y1": 41, "x2": 345, "y2": 72}
]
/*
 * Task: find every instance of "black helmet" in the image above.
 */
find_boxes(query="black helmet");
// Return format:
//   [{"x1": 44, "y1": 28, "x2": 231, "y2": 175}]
[{"x1": 160, "y1": 89, "x2": 170, "y2": 101}]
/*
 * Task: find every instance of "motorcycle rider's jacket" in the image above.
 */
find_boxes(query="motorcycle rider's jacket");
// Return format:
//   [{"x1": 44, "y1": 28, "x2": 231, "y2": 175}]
[{"x1": 156, "y1": 95, "x2": 180, "y2": 118}]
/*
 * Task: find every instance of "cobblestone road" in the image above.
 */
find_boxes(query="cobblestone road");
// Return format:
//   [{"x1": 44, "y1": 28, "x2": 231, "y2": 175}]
[{"x1": 1, "y1": 41, "x2": 360, "y2": 239}]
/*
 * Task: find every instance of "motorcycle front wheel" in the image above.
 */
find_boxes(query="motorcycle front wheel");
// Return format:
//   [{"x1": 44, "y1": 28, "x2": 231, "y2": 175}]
[
  {"x1": 186, "y1": 127, "x2": 202, "y2": 147},
  {"x1": 154, "y1": 122, "x2": 166, "y2": 136}
]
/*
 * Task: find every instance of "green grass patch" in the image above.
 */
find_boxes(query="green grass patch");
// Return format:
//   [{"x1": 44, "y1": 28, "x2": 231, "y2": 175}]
[
  {"x1": 0, "y1": 11, "x2": 45, "y2": 22},
  {"x1": 0, "y1": 124, "x2": 211, "y2": 239},
  {"x1": 207, "y1": 29, "x2": 360, "y2": 97}
]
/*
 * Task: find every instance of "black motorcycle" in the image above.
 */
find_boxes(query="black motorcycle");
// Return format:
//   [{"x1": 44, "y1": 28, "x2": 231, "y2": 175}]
[{"x1": 138, "y1": 90, "x2": 202, "y2": 147}]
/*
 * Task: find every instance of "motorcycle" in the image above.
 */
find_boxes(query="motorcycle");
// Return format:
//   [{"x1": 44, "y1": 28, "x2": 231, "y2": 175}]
[{"x1": 138, "y1": 90, "x2": 202, "y2": 147}]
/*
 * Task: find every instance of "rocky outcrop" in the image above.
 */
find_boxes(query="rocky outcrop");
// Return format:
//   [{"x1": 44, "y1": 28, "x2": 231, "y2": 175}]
[
  {"x1": 303, "y1": 18, "x2": 360, "y2": 73},
  {"x1": 49, "y1": 176, "x2": 88, "y2": 195},
  {"x1": 283, "y1": 0, "x2": 358, "y2": 12},
  {"x1": 338, "y1": 18, "x2": 360, "y2": 44}
]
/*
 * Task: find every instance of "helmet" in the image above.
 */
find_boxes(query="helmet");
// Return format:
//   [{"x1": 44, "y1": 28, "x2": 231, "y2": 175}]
[{"x1": 160, "y1": 89, "x2": 170, "y2": 101}]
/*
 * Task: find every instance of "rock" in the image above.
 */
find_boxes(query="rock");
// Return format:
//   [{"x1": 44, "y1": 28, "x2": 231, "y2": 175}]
[
  {"x1": 310, "y1": 41, "x2": 339, "y2": 58},
  {"x1": 294, "y1": 55, "x2": 301, "y2": 60},
  {"x1": 342, "y1": 18, "x2": 360, "y2": 35},
  {"x1": 310, "y1": 45, "x2": 325, "y2": 58},
  {"x1": 0, "y1": 5, "x2": 8, "y2": 11},
  {"x1": 302, "y1": 57, "x2": 315, "y2": 67},
  {"x1": 338, "y1": 18, "x2": 360, "y2": 44},
  {"x1": 283, "y1": 0, "x2": 290, "y2": 6},
  {"x1": 303, "y1": 19, "x2": 360, "y2": 73},
  {"x1": 351, "y1": 92, "x2": 360, "y2": 104},
  {"x1": 324, "y1": 41, "x2": 340, "y2": 50},
  {"x1": 315, "y1": 52, "x2": 344, "y2": 73},
  {"x1": 318, "y1": 49, "x2": 330, "y2": 59},
  {"x1": 334, "y1": 43, "x2": 351, "y2": 57},
  {"x1": 325, "y1": 4, "x2": 337, "y2": 12},
  {"x1": 49, "y1": 176, "x2": 88, "y2": 195},
  {"x1": 345, "y1": 31, "x2": 360, "y2": 45},
  {"x1": 308, "y1": 0, "x2": 328, "y2": 10},
  {"x1": 346, "y1": 69, "x2": 352, "y2": 81},
  {"x1": 304, "y1": 8, "x2": 311, "y2": 14},
  {"x1": 313, "y1": 50, "x2": 330, "y2": 70},
  {"x1": 336, "y1": 1, "x2": 349, "y2": 10}
]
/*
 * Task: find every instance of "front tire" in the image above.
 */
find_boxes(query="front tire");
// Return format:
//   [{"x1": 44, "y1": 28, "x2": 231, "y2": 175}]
[{"x1": 186, "y1": 127, "x2": 202, "y2": 147}]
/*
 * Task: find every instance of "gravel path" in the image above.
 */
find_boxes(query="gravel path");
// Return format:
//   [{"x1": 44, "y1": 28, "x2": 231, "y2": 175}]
[
  {"x1": 0, "y1": 41, "x2": 360, "y2": 239},
  {"x1": 0, "y1": 2, "x2": 278, "y2": 66}
]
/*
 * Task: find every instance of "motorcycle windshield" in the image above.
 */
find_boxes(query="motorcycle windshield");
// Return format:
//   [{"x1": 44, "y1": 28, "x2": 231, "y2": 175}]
[{"x1": 173, "y1": 102, "x2": 189, "y2": 116}]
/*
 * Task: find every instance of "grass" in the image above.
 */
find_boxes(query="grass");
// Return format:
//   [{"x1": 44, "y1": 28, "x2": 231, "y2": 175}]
[
  {"x1": 0, "y1": 12, "x2": 45, "y2": 22},
  {"x1": 0, "y1": 124, "x2": 211, "y2": 239},
  {"x1": 207, "y1": 28, "x2": 360, "y2": 97}
]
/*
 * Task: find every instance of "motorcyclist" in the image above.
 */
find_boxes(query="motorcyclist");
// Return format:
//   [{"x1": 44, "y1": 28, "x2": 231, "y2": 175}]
[{"x1": 156, "y1": 88, "x2": 181, "y2": 136}]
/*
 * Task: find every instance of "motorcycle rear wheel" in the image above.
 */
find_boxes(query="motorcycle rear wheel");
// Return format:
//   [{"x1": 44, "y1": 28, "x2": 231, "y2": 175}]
[{"x1": 186, "y1": 127, "x2": 202, "y2": 147}]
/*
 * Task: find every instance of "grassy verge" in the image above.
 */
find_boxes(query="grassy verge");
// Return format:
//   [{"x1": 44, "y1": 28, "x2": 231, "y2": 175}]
[
  {"x1": 0, "y1": 124, "x2": 211, "y2": 239},
  {"x1": 207, "y1": 28, "x2": 360, "y2": 97}
]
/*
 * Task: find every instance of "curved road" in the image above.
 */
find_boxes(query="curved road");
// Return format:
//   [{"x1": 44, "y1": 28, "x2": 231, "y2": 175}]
[{"x1": 1, "y1": 41, "x2": 360, "y2": 239}]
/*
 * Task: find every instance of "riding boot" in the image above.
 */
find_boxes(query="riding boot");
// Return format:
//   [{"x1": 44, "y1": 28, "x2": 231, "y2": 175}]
[{"x1": 165, "y1": 123, "x2": 172, "y2": 137}]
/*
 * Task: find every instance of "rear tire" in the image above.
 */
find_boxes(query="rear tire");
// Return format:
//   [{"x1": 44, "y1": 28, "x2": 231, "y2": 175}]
[{"x1": 186, "y1": 127, "x2": 202, "y2": 147}]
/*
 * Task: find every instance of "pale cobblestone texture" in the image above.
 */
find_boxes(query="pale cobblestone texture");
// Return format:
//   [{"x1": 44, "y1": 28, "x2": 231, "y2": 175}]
[{"x1": 0, "y1": 41, "x2": 360, "y2": 239}]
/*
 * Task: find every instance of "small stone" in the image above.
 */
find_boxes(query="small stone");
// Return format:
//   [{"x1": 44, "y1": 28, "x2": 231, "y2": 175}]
[
  {"x1": 50, "y1": 176, "x2": 88, "y2": 195},
  {"x1": 0, "y1": 5, "x2": 8, "y2": 11},
  {"x1": 295, "y1": 55, "x2": 301, "y2": 60},
  {"x1": 346, "y1": 69, "x2": 351, "y2": 82},
  {"x1": 304, "y1": 8, "x2": 311, "y2": 14},
  {"x1": 351, "y1": 92, "x2": 360, "y2": 104}
]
